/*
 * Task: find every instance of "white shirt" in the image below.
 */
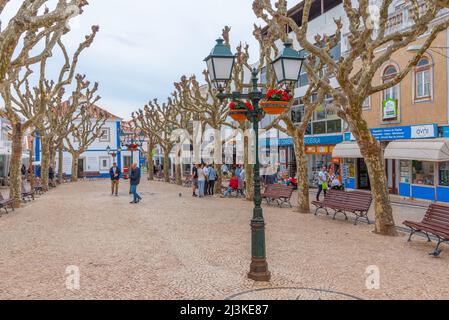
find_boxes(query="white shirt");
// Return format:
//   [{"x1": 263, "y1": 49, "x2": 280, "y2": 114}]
[
  {"x1": 198, "y1": 168, "x2": 206, "y2": 181},
  {"x1": 318, "y1": 171, "x2": 327, "y2": 185}
]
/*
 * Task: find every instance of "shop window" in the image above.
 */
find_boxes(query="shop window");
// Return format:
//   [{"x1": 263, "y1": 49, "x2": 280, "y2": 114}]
[
  {"x1": 414, "y1": 57, "x2": 432, "y2": 101},
  {"x1": 439, "y1": 162, "x2": 449, "y2": 186},
  {"x1": 312, "y1": 121, "x2": 326, "y2": 135},
  {"x1": 412, "y1": 160, "x2": 434, "y2": 186},
  {"x1": 327, "y1": 119, "x2": 341, "y2": 133},
  {"x1": 400, "y1": 160, "x2": 411, "y2": 183}
]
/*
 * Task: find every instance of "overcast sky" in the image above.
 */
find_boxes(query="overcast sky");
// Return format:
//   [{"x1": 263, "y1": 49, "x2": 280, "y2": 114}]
[{"x1": 4, "y1": 0, "x2": 290, "y2": 119}]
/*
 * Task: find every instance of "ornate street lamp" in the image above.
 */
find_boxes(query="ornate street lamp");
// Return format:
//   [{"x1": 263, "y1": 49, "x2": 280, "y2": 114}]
[
  {"x1": 272, "y1": 41, "x2": 305, "y2": 85},
  {"x1": 205, "y1": 38, "x2": 304, "y2": 282},
  {"x1": 106, "y1": 145, "x2": 121, "y2": 162},
  {"x1": 204, "y1": 38, "x2": 236, "y2": 90}
]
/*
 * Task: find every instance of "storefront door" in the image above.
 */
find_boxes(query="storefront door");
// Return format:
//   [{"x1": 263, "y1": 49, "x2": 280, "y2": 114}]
[
  {"x1": 386, "y1": 159, "x2": 398, "y2": 194},
  {"x1": 357, "y1": 158, "x2": 371, "y2": 189}
]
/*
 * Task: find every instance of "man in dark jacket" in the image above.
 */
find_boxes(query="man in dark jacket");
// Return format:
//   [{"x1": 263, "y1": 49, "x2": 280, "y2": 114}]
[
  {"x1": 130, "y1": 163, "x2": 142, "y2": 204},
  {"x1": 109, "y1": 162, "x2": 121, "y2": 196}
]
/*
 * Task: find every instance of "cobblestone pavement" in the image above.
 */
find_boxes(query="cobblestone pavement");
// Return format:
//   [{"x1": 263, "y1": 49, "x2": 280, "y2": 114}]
[{"x1": 0, "y1": 179, "x2": 448, "y2": 300}]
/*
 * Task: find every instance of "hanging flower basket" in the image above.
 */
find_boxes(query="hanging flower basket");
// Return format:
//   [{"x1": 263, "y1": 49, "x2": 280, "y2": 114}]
[
  {"x1": 261, "y1": 89, "x2": 292, "y2": 115},
  {"x1": 260, "y1": 101, "x2": 289, "y2": 115},
  {"x1": 228, "y1": 101, "x2": 252, "y2": 121},
  {"x1": 229, "y1": 109, "x2": 248, "y2": 121}
]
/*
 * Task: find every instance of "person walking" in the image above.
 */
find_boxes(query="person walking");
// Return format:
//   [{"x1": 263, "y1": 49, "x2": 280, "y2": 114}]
[
  {"x1": 197, "y1": 163, "x2": 206, "y2": 198},
  {"x1": 207, "y1": 164, "x2": 216, "y2": 196},
  {"x1": 316, "y1": 166, "x2": 329, "y2": 201},
  {"x1": 192, "y1": 163, "x2": 199, "y2": 197},
  {"x1": 109, "y1": 162, "x2": 121, "y2": 196},
  {"x1": 130, "y1": 163, "x2": 142, "y2": 204}
]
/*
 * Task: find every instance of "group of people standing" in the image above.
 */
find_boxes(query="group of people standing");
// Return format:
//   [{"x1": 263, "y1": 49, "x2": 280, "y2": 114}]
[
  {"x1": 109, "y1": 162, "x2": 142, "y2": 204},
  {"x1": 192, "y1": 163, "x2": 217, "y2": 198}
]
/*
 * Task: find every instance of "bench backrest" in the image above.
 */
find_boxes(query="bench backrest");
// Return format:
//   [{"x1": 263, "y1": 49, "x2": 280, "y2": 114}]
[
  {"x1": 323, "y1": 190, "x2": 372, "y2": 211},
  {"x1": 424, "y1": 204, "x2": 449, "y2": 228}
]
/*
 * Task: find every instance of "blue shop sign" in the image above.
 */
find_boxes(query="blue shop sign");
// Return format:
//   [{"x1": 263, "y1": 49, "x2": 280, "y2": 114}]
[
  {"x1": 274, "y1": 134, "x2": 343, "y2": 147},
  {"x1": 344, "y1": 124, "x2": 438, "y2": 141}
]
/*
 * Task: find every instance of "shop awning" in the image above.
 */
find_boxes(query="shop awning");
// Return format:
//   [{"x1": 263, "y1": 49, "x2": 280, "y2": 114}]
[
  {"x1": 332, "y1": 142, "x2": 362, "y2": 158},
  {"x1": 384, "y1": 139, "x2": 449, "y2": 162}
]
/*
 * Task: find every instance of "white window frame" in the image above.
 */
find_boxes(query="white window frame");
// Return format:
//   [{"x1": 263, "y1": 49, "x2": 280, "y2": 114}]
[
  {"x1": 414, "y1": 58, "x2": 433, "y2": 101},
  {"x1": 99, "y1": 156, "x2": 110, "y2": 171},
  {"x1": 99, "y1": 127, "x2": 110, "y2": 142}
]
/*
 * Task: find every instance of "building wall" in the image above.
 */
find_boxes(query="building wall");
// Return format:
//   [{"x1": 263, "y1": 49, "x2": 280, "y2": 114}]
[{"x1": 361, "y1": 31, "x2": 448, "y2": 128}]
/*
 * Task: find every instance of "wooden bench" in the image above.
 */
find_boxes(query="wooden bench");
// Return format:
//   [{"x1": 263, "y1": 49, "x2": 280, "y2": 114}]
[
  {"x1": 403, "y1": 203, "x2": 449, "y2": 257},
  {"x1": 261, "y1": 184, "x2": 294, "y2": 208},
  {"x1": 312, "y1": 190, "x2": 372, "y2": 225},
  {"x1": 33, "y1": 178, "x2": 44, "y2": 195},
  {"x1": 21, "y1": 182, "x2": 35, "y2": 202},
  {"x1": 80, "y1": 171, "x2": 101, "y2": 179},
  {"x1": 0, "y1": 193, "x2": 14, "y2": 214}
]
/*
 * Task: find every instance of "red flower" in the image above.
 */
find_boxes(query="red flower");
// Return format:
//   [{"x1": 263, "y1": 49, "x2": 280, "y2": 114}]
[
  {"x1": 245, "y1": 102, "x2": 254, "y2": 110},
  {"x1": 229, "y1": 101, "x2": 235, "y2": 110},
  {"x1": 281, "y1": 95, "x2": 289, "y2": 101}
]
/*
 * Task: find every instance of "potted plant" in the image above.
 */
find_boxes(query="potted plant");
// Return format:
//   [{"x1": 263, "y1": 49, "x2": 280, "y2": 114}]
[
  {"x1": 228, "y1": 101, "x2": 253, "y2": 121},
  {"x1": 260, "y1": 89, "x2": 292, "y2": 115}
]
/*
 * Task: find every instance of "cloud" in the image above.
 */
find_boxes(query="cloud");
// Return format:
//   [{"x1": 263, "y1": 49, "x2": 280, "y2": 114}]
[{"x1": 2, "y1": 0, "x2": 266, "y2": 119}]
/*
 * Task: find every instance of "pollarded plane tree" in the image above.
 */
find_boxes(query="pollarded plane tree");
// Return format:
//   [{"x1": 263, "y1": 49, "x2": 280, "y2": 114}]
[
  {"x1": 50, "y1": 74, "x2": 97, "y2": 183},
  {"x1": 173, "y1": 73, "x2": 230, "y2": 193},
  {"x1": 132, "y1": 110, "x2": 157, "y2": 181},
  {"x1": 138, "y1": 99, "x2": 179, "y2": 183},
  {"x1": 64, "y1": 95, "x2": 106, "y2": 182},
  {"x1": 254, "y1": 0, "x2": 449, "y2": 235},
  {"x1": 0, "y1": 0, "x2": 89, "y2": 205},
  {"x1": 169, "y1": 89, "x2": 193, "y2": 185},
  {"x1": 0, "y1": 0, "x2": 88, "y2": 84},
  {"x1": 10, "y1": 26, "x2": 98, "y2": 190},
  {"x1": 260, "y1": 20, "x2": 340, "y2": 213}
]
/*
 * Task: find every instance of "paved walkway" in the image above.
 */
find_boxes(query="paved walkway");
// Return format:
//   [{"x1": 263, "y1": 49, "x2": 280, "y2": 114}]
[{"x1": 0, "y1": 179, "x2": 448, "y2": 300}]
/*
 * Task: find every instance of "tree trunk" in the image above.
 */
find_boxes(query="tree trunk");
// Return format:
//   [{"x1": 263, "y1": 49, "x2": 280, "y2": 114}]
[
  {"x1": 175, "y1": 163, "x2": 182, "y2": 185},
  {"x1": 163, "y1": 150, "x2": 170, "y2": 183},
  {"x1": 71, "y1": 152, "x2": 80, "y2": 182},
  {"x1": 147, "y1": 143, "x2": 154, "y2": 181},
  {"x1": 349, "y1": 109, "x2": 397, "y2": 236},
  {"x1": 29, "y1": 136, "x2": 35, "y2": 189},
  {"x1": 40, "y1": 136, "x2": 50, "y2": 191},
  {"x1": 58, "y1": 142, "x2": 64, "y2": 183},
  {"x1": 49, "y1": 141, "x2": 56, "y2": 169},
  {"x1": 9, "y1": 122, "x2": 23, "y2": 207},
  {"x1": 293, "y1": 131, "x2": 310, "y2": 213},
  {"x1": 214, "y1": 163, "x2": 222, "y2": 195}
]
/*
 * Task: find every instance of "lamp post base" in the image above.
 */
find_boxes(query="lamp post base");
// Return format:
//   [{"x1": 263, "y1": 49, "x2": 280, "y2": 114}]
[{"x1": 248, "y1": 258, "x2": 271, "y2": 282}]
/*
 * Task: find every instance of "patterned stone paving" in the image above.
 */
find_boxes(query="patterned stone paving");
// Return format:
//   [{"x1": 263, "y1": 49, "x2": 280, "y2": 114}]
[{"x1": 0, "y1": 179, "x2": 448, "y2": 300}]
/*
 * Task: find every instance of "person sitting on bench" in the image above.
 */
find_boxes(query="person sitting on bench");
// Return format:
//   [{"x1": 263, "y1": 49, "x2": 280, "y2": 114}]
[{"x1": 222, "y1": 172, "x2": 239, "y2": 198}]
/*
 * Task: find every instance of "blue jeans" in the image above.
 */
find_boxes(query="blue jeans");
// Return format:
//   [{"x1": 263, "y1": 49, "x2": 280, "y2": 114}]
[
  {"x1": 224, "y1": 187, "x2": 236, "y2": 197},
  {"x1": 198, "y1": 180, "x2": 205, "y2": 197},
  {"x1": 130, "y1": 184, "x2": 141, "y2": 202}
]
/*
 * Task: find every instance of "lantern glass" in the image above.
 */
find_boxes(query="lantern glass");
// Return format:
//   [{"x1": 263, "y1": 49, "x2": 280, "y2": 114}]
[
  {"x1": 272, "y1": 41, "x2": 304, "y2": 84},
  {"x1": 205, "y1": 38, "x2": 235, "y2": 88}
]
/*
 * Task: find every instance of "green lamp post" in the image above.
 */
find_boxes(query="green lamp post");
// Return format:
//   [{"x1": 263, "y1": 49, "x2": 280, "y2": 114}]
[{"x1": 205, "y1": 39, "x2": 304, "y2": 281}]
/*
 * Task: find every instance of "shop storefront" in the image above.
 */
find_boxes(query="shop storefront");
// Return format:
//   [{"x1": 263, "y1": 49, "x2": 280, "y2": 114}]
[
  {"x1": 333, "y1": 123, "x2": 449, "y2": 202},
  {"x1": 385, "y1": 139, "x2": 449, "y2": 202},
  {"x1": 277, "y1": 134, "x2": 343, "y2": 183}
]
